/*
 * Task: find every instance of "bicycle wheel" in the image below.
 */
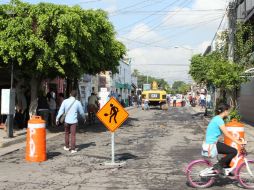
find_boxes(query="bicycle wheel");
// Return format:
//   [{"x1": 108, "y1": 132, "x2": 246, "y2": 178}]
[
  {"x1": 186, "y1": 160, "x2": 215, "y2": 188},
  {"x1": 237, "y1": 160, "x2": 254, "y2": 189}
]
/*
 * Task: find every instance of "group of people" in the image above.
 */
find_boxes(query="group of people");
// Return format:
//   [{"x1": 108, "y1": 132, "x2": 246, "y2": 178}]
[
  {"x1": 37, "y1": 89, "x2": 64, "y2": 127},
  {"x1": 188, "y1": 93, "x2": 212, "y2": 109},
  {"x1": 166, "y1": 95, "x2": 185, "y2": 107}
]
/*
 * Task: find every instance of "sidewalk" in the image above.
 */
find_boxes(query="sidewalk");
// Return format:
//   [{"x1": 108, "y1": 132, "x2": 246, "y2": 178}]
[{"x1": 0, "y1": 106, "x2": 136, "y2": 149}]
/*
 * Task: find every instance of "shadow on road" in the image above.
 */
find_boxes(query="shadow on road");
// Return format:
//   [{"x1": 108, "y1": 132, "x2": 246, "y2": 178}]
[
  {"x1": 47, "y1": 151, "x2": 61, "y2": 160},
  {"x1": 115, "y1": 153, "x2": 138, "y2": 161},
  {"x1": 77, "y1": 142, "x2": 96, "y2": 151}
]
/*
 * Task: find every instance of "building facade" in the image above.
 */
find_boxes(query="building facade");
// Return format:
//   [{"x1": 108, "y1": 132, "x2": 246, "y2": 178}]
[
  {"x1": 236, "y1": 0, "x2": 254, "y2": 124},
  {"x1": 78, "y1": 58, "x2": 133, "y2": 110}
]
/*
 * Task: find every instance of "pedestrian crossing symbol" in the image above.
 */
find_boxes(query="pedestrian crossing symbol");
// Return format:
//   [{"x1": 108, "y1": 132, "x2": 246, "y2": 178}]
[{"x1": 96, "y1": 97, "x2": 129, "y2": 132}]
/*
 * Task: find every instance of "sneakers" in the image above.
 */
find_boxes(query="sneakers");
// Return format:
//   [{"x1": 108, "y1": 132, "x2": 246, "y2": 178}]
[
  {"x1": 64, "y1": 146, "x2": 77, "y2": 153},
  {"x1": 70, "y1": 149, "x2": 77, "y2": 154},
  {"x1": 63, "y1": 146, "x2": 70, "y2": 151}
]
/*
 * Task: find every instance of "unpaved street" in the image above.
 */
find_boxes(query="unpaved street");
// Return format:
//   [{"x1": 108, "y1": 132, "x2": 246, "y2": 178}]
[{"x1": 0, "y1": 107, "x2": 250, "y2": 190}]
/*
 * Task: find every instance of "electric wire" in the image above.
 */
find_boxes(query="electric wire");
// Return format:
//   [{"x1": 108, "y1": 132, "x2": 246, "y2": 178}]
[
  {"x1": 110, "y1": 0, "x2": 168, "y2": 16},
  {"x1": 116, "y1": 0, "x2": 180, "y2": 32},
  {"x1": 128, "y1": 0, "x2": 192, "y2": 41},
  {"x1": 111, "y1": 9, "x2": 225, "y2": 15},
  {"x1": 110, "y1": 0, "x2": 155, "y2": 14},
  {"x1": 126, "y1": 16, "x2": 223, "y2": 49},
  {"x1": 77, "y1": 0, "x2": 102, "y2": 4},
  {"x1": 210, "y1": 6, "x2": 228, "y2": 47}
]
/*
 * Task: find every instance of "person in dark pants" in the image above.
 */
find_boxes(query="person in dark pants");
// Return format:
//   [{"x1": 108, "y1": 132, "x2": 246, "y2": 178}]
[
  {"x1": 56, "y1": 90, "x2": 85, "y2": 154},
  {"x1": 173, "y1": 96, "x2": 177, "y2": 107},
  {"x1": 37, "y1": 91, "x2": 49, "y2": 127},
  {"x1": 204, "y1": 103, "x2": 246, "y2": 175}
]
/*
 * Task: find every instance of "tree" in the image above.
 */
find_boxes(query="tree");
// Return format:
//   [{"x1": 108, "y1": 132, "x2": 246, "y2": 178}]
[
  {"x1": 234, "y1": 22, "x2": 254, "y2": 66},
  {"x1": 132, "y1": 69, "x2": 140, "y2": 77},
  {"x1": 0, "y1": 0, "x2": 126, "y2": 102},
  {"x1": 171, "y1": 81, "x2": 190, "y2": 94},
  {"x1": 189, "y1": 54, "x2": 211, "y2": 85},
  {"x1": 132, "y1": 69, "x2": 169, "y2": 90},
  {"x1": 189, "y1": 51, "x2": 248, "y2": 107}
]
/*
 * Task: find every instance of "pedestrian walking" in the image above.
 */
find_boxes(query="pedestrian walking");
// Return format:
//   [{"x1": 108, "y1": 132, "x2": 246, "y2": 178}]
[
  {"x1": 47, "y1": 89, "x2": 57, "y2": 126},
  {"x1": 56, "y1": 90, "x2": 86, "y2": 153},
  {"x1": 138, "y1": 94, "x2": 142, "y2": 108},
  {"x1": 167, "y1": 95, "x2": 171, "y2": 107},
  {"x1": 37, "y1": 91, "x2": 49, "y2": 128},
  {"x1": 200, "y1": 93, "x2": 206, "y2": 109},
  {"x1": 173, "y1": 95, "x2": 177, "y2": 107},
  {"x1": 143, "y1": 95, "x2": 149, "y2": 110}
]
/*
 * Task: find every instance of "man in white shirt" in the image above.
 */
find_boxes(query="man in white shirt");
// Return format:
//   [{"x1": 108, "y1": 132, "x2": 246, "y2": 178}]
[
  {"x1": 173, "y1": 96, "x2": 177, "y2": 107},
  {"x1": 56, "y1": 90, "x2": 85, "y2": 153},
  {"x1": 200, "y1": 93, "x2": 206, "y2": 109}
]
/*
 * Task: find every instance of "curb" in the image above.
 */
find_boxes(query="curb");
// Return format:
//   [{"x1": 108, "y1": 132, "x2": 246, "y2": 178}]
[
  {"x1": 0, "y1": 130, "x2": 64, "y2": 148},
  {"x1": 0, "y1": 135, "x2": 27, "y2": 148},
  {"x1": 0, "y1": 132, "x2": 64, "y2": 157}
]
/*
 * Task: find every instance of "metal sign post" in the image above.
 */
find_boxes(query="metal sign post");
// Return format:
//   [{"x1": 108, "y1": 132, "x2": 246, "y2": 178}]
[
  {"x1": 104, "y1": 132, "x2": 125, "y2": 167},
  {"x1": 111, "y1": 132, "x2": 115, "y2": 163},
  {"x1": 96, "y1": 97, "x2": 129, "y2": 167}
]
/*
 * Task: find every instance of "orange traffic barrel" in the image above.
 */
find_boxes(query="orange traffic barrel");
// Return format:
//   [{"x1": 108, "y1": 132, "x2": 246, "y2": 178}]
[
  {"x1": 224, "y1": 119, "x2": 244, "y2": 167},
  {"x1": 25, "y1": 116, "x2": 47, "y2": 162}
]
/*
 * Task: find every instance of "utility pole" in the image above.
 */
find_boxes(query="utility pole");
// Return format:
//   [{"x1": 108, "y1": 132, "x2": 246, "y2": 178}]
[{"x1": 228, "y1": 0, "x2": 237, "y2": 62}]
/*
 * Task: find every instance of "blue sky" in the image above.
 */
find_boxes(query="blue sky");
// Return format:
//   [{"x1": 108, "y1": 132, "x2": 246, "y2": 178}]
[{"x1": 2, "y1": 0, "x2": 229, "y2": 83}]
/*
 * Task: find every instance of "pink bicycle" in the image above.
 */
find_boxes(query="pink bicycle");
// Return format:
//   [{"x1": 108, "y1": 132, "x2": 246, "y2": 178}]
[{"x1": 185, "y1": 145, "x2": 254, "y2": 189}]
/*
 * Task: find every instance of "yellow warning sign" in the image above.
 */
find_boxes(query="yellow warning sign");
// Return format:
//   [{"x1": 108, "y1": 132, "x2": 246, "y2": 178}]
[{"x1": 96, "y1": 97, "x2": 129, "y2": 132}]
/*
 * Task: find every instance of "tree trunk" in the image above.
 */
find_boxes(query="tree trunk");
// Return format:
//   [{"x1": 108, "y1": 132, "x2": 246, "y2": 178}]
[{"x1": 29, "y1": 75, "x2": 40, "y2": 117}]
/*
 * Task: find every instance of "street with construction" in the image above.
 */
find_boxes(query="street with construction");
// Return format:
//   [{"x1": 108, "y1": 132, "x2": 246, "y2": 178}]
[
  {"x1": 0, "y1": 106, "x2": 254, "y2": 190},
  {"x1": 1, "y1": 0, "x2": 254, "y2": 190}
]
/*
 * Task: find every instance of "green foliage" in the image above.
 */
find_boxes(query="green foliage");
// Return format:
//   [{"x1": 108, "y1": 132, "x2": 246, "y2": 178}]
[
  {"x1": 171, "y1": 81, "x2": 190, "y2": 94},
  {"x1": 235, "y1": 22, "x2": 254, "y2": 66},
  {"x1": 0, "y1": 0, "x2": 126, "y2": 81},
  {"x1": 190, "y1": 51, "x2": 247, "y2": 90},
  {"x1": 206, "y1": 52, "x2": 247, "y2": 90},
  {"x1": 229, "y1": 108, "x2": 242, "y2": 121},
  {"x1": 132, "y1": 69, "x2": 170, "y2": 90},
  {"x1": 189, "y1": 54, "x2": 211, "y2": 85},
  {"x1": 225, "y1": 108, "x2": 242, "y2": 123}
]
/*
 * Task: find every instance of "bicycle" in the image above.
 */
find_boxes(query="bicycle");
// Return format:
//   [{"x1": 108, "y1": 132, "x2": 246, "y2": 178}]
[
  {"x1": 87, "y1": 104, "x2": 98, "y2": 124},
  {"x1": 185, "y1": 144, "x2": 254, "y2": 189}
]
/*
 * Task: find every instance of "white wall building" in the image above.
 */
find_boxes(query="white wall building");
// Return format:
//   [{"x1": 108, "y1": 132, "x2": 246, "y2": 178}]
[
  {"x1": 112, "y1": 58, "x2": 132, "y2": 103},
  {"x1": 79, "y1": 58, "x2": 133, "y2": 109}
]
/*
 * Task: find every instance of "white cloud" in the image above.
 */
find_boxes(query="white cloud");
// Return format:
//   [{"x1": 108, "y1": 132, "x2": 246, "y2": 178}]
[
  {"x1": 193, "y1": 0, "x2": 228, "y2": 10},
  {"x1": 104, "y1": 5, "x2": 117, "y2": 13},
  {"x1": 129, "y1": 47, "x2": 193, "y2": 84},
  {"x1": 122, "y1": 0, "x2": 229, "y2": 83}
]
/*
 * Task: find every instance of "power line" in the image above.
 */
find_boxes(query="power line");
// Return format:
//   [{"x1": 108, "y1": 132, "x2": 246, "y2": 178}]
[
  {"x1": 135, "y1": 64, "x2": 190, "y2": 66},
  {"x1": 78, "y1": 0, "x2": 102, "y2": 4},
  {"x1": 110, "y1": 0, "x2": 168, "y2": 16},
  {"x1": 210, "y1": 6, "x2": 228, "y2": 47},
  {"x1": 129, "y1": 0, "x2": 193, "y2": 41},
  {"x1": 127, "y1": 16, "x2": 223, "y2": 49},
  {"x1": 117, "y1": 0, "x2": 180, "y2": 32},
  {"x1": 110, "y1": 0, "x2": 154, "y2": 14},
  {"x1": 111, "y1": 9, "x2": 225, "y2": 15},
  {"x1": 152, "y1": 15, "x2": 224, "y2": 31},
  {"x1": 121, "y1": 16, "x2": 222, "y2": 48}
]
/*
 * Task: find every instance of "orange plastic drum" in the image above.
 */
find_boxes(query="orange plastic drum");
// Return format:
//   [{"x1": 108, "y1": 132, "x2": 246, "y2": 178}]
[
  {"x1": 25, "y1": 116, "x2": 47, "y2": 162},
  {"x1": 224, "y1": 119, "x2": 244, "y2": 167}
]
